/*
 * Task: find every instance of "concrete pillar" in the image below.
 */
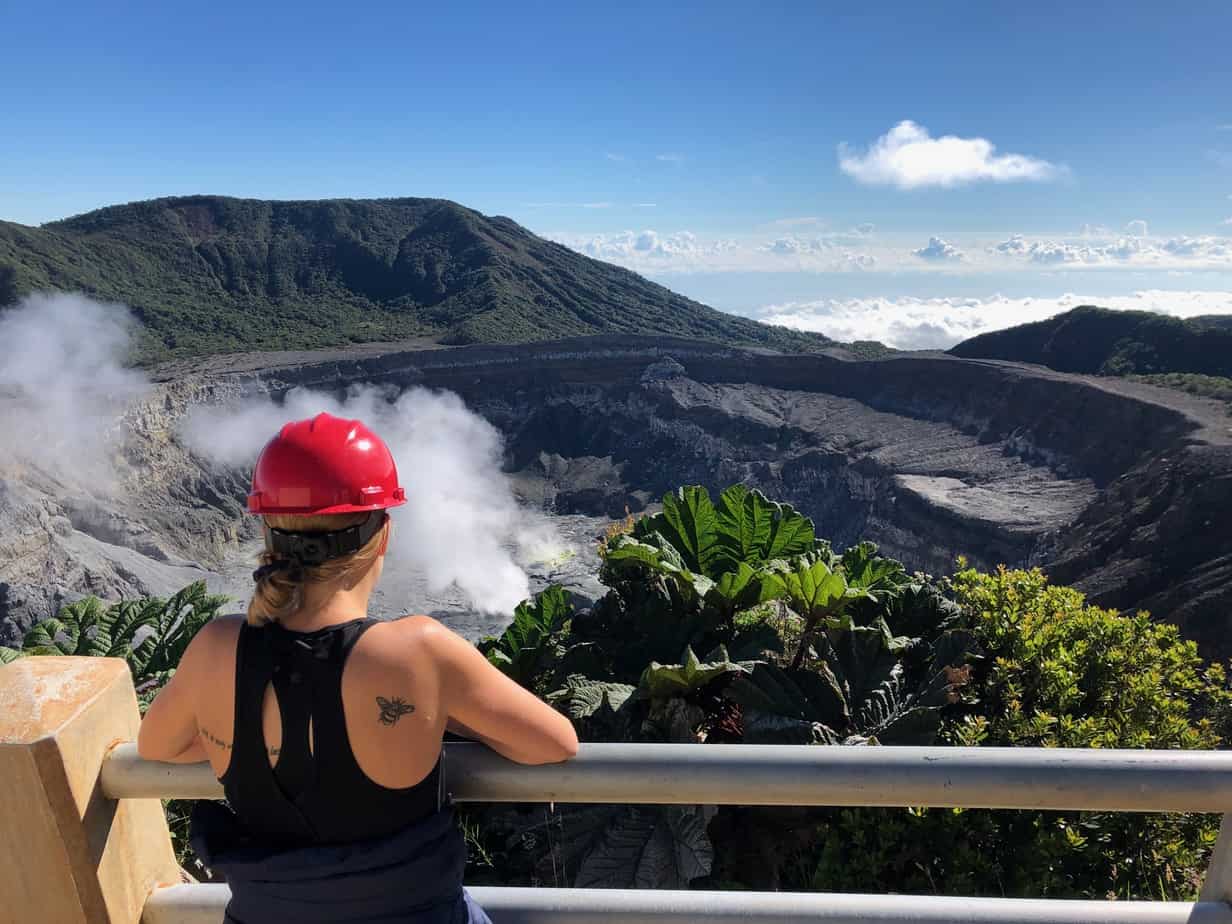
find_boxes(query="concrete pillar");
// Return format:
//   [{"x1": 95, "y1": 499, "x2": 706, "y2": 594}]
[{"x1": 0, "y1": 656, "x2": 180, "y2": 923}]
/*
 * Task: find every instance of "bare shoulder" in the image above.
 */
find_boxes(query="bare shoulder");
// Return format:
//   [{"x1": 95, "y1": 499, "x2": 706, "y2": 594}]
[
  {"x1": 169, "y1": 615, "x2": 243, "y2": 698},
  {"x1": 374, "y1": 614, "x2": 474, "y2": 664},
  {"x1": 352, "y1": 614, "x2": 442, "y2": 667},
  {"x1": 194, "y1": 613, "x2": 245, "y2": 648},
  {"x1": 387, "y1": 613, "x2": 455, "y2": 646}
]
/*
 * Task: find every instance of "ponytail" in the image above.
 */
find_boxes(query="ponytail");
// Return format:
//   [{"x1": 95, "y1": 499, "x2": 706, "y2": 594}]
[{"x1": 247, "y1": 512, "x2": 389, "y2": 626}]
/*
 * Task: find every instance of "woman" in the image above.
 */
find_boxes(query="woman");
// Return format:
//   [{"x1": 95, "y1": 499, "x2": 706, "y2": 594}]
[{"x1": 139, "y1": 411, "x2": 578, "y2": 923}]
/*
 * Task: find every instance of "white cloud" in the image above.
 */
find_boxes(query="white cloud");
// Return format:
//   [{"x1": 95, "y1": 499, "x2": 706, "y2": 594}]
[
  {"x1": 559, "y1": 229, "x2": 729, "y2": 265},
  {"x1": 605, "y1": 152, "x2": 626, "y2": 161},
  {"x1": 758, "y1": 235, "x2": 877, "y2": 269},
  {"x1": 634, "y1": 202, "x2": 657, "y2": 208},
  {"x1": 582, "y1": 202, "x2": 612, "y2": 209},
  {"x1": 1125, "y1": 219, "x2": 1149, "y2": 237},
  {"x1": 838, "y1": 120, "x2": 1063, "y2": 189},
  {"x1": 755, "y1": 291, "x2": 1232, "y2": 350},
  {"x1": 544, "y1": 229, "x2": 875, "y2": 273},
  {"x1": 989, "y1": 233, "x2": 1232, "y2": 267},
  {"x1": 656, "y1": 153, "x2": 686, "y2": 163},
  {"x1": 1223, "y1": 217, "x2": 1232, "y2": 226},
  {"x1": 913, "y1": 236, "x2": 964, "y2": 262}
]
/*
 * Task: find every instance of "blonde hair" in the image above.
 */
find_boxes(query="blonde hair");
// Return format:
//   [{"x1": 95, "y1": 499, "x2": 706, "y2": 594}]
[{"x1": 247, "y1": 512, "x2": 390, "y2": 626}]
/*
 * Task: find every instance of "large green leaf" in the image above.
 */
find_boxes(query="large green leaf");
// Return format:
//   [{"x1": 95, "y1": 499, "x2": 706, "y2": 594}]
[
  {"x1": 603, "y1": 533, "x2": 715, "y2": 604},
  {"x1": 760, "y1": 555, "x2": 859, "y2": 624},
  {"x1": 478, "y1": 585, "x2": 574, "y2": 687},
  {"x1": 825, "y1": 623, "x2": 906, "y2": 716},
  {"x1": 741, "y1": 709, "x2": 840, "y2": 745},
  {"x1": 840, "y1": 541, "x2": 911, "y2": 600},
  {"x1": 550, "y1": 675, "x2": 637, "y2": 719},
  {"x1": 725, "y1": 662, "x2": 848, "y2": 729},
  {"x1": 636, "y1": 486, "x2": 720, "y2": 576},
  {"x1": 570, "y1": 805, "x2": 716, "y2": 889},
  {"x1": 0, "y1": 647, "x2": 23, "y2": 665},
  {"x1": 713, "y1": 484, "x2": 816, "y2": 572},
  {"x1": 130, "y1": 582, "x2": 229, "y2": 680},
  {"x1": 639, "y1": 646, "x2": 749, "y2": 701},
  {"x1": 602, "y1": 534, "x2": 682, "y2": 574},
  {"x1": 704, "y1": 561, "x2": 758, "y2": 618}
]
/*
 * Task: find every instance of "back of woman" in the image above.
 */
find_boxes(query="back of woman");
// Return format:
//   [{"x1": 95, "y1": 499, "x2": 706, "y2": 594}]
[{"x1": 138, "y1": 412, "x2": 579, "y2": 924}]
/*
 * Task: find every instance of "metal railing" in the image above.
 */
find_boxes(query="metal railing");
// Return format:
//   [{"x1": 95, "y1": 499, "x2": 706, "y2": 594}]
[
  {"x1": 103, "y1": 742, "x2": 1232, "y2": 923},
  {"x1": 106, "y1": 741, "x2": 1232, "y2": 811}
]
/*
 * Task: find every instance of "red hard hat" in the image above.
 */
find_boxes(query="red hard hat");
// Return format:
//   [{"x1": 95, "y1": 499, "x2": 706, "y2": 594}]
[{"x1": 247, "y1": 412, "x2": 407, "y2": 515}]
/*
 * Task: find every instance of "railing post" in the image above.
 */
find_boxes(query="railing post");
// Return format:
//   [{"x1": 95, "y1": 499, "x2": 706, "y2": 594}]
[
  {"x1": 1202, "y1": 814, "x2": 1232, "y2": 903},
  {"x1": 0, "y1": 657, "x2": 180, "y2": 923}
]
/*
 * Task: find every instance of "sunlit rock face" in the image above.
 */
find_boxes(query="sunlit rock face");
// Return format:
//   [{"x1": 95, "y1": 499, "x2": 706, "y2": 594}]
[{"x1": 2, "y1": 334, "x2": 1229, "y2": 656}]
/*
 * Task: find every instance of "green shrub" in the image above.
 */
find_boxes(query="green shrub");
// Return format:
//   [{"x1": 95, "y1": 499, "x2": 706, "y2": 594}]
[{"x1": 806, "y1": 567, "x2": 1232, "y2": 899}]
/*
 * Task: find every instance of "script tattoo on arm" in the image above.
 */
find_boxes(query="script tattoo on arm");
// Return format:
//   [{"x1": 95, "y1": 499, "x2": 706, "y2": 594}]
[
  {"x1": 200, "y1": 727, "x2": 280, "y2": 757},
  {"x1": 200, "y1": 727, "x2": 232, "y2": 750},
  {"x1": 376, "y1": 696, "x2": 415, "y2": 726}
]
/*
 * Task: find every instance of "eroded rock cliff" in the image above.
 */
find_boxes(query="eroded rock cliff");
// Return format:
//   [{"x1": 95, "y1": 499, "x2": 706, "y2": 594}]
[{"x1": 3, "y1": 335, "x2": 1228, "y2": 656}]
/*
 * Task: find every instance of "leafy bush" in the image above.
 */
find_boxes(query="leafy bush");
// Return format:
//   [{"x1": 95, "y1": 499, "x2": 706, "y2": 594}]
[
  {"x1": 2, "y1": 581, "x2": 226, "y2": 690},
  {"x1": 472, "y1": 485, "x2": 968, "y2": 889},
  {"x1": 1128, "y1": 372, "x2": 1232, "y2": 415},
  {"x1": 804, "y1": 567, "x2": 1232, "y2": 900}
]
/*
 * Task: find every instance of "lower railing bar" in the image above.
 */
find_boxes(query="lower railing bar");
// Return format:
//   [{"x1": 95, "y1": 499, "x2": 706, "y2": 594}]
[
  {"x1": 141, "y1": 885, "x2": 1232, "y2": 924},
  {"x1": 106, "y1": 741, "x2": 1232, "y2": 813}
]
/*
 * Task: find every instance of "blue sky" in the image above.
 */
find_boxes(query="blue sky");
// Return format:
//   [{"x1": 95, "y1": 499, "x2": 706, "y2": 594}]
[{"x1": 3, "y1": 0, "x2": 1231, "y2": 345}]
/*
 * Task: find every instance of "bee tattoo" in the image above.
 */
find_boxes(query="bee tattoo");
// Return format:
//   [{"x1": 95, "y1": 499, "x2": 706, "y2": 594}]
[{"x1": 376, "y1": 696, "x2": 415, "y2": 726}]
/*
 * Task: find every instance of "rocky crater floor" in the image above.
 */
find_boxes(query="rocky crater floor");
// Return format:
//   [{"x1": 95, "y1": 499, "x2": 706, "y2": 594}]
[{"x1": 3, "y1": 335, "x2": 1230, "y2": 656}]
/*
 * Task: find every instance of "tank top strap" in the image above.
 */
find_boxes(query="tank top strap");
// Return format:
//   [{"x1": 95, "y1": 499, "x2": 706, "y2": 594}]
[
  {"x1": 224, "y1": 622, "x2": 320, "y2": 843},
  {"x1": 309, "y1": 618, "x2": 381, "y2": 778},
  {"x1": 231, "y1": 622, "x2": 276, "y2": 769}
]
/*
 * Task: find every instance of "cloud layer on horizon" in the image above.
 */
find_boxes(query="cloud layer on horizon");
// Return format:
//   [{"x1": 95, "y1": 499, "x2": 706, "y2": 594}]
[
  {"x1": 753, "y1": 290, "x2": 1232, "y2": 350},
  {"x1": 544, "y1": 227, "x2": 1232, "y2": 275}
]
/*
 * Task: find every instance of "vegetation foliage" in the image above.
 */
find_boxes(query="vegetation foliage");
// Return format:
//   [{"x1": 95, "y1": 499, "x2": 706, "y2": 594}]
[
  {"x1": 1127, "y1": 373, "x2": 1232, "y2": 415},
  {"x1": 6, "y1": 486, "x2": 1229, "y2": 898},
  {"x1": 472, "y1": 487, "x2": 1232, "y2": 898},
  {"x1": 950, "y1": 305, "x2": 1232, "y2": 379}
]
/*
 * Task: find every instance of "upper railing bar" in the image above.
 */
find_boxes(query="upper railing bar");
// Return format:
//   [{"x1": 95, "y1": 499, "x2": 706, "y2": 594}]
[{"x1": 105, "y1": 742, "x2": 1232, "y2": 813}]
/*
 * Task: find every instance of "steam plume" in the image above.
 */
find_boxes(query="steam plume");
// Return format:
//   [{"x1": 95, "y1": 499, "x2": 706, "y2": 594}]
[
  {"x1": 0, "y1": 293, "x2": 148, "y2": 489},
  {"x1": 0, "y1": 291, "x2": 563, "y2": 620},
  {"x1": 183, "y1": 383, "x2": 564, "y2": 617}
]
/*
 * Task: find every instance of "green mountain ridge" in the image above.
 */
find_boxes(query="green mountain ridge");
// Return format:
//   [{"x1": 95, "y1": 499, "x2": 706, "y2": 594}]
[
  {"x1": 949, "y1": 305, "x2": 1232, "y2": 378},
  {"x1": 0, "y1": 195, "x2": 864, "y2": 364}
]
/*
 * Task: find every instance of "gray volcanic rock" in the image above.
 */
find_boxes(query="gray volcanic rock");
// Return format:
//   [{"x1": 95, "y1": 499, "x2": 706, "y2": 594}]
[{"x1": 2, "y1": 334, "x2": 1230, "y2": 656}]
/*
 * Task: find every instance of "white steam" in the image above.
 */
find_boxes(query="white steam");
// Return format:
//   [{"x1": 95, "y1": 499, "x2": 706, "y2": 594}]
[
  {"x1": 183, "y1": 384, "x2": 564, "y2": 617},
  {"x1": 0, "y1": 293, "x2": 148, "y2": 488}
]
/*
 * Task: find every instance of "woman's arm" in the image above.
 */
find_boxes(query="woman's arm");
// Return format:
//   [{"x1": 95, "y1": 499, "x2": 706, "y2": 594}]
[
  {"x1": 138, "y1": 666, "x2": 203, "y2": 762},
  {"x1": 137, "y1": 622, "x2": 220, "y2": 763},
  {"x1": 424, "y1": 621, "x2": 578, "y2": 765}
]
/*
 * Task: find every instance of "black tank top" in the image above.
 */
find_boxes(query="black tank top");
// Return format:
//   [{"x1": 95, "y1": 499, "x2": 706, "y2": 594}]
[{"x1": 220, "y1": 617, "x2": 444, "y2": 847}]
